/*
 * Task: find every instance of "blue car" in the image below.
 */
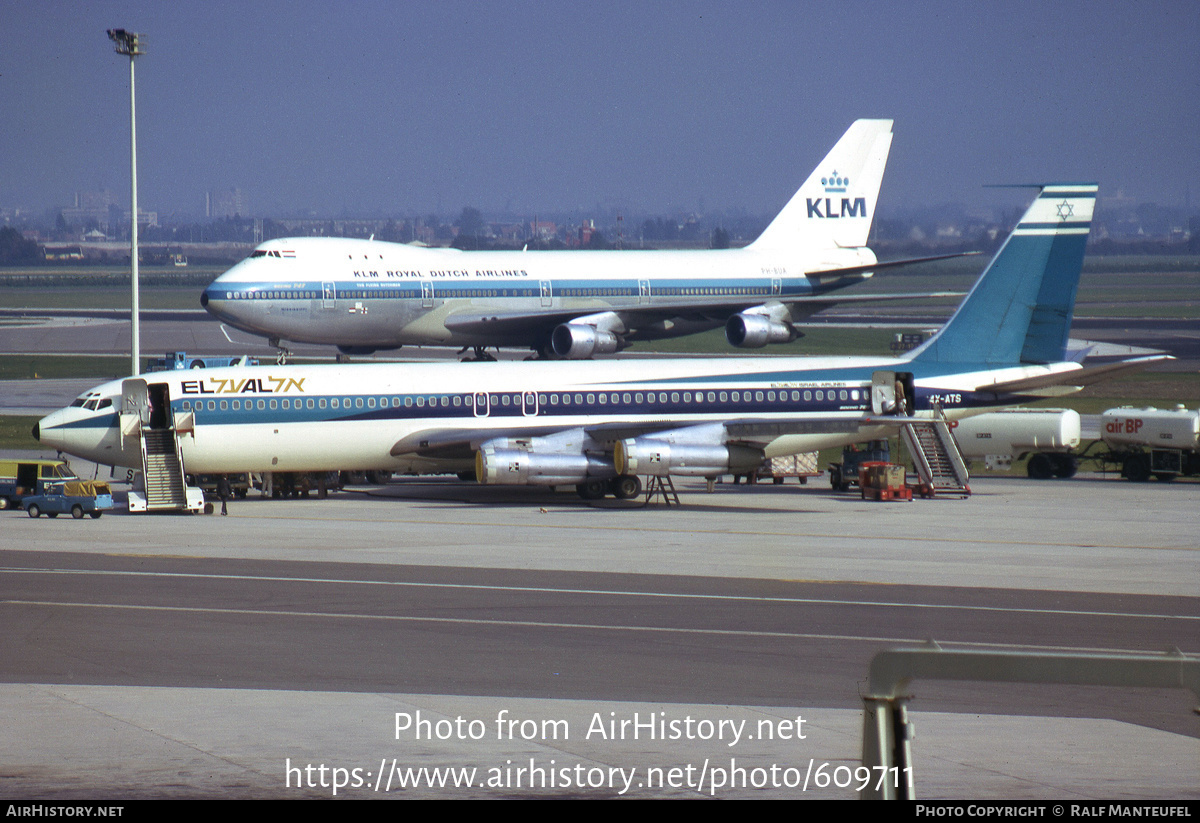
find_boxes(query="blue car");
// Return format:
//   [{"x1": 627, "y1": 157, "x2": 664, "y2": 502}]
[{"x1": 23, "y1": 481, "x2": 114, "y2": 519}]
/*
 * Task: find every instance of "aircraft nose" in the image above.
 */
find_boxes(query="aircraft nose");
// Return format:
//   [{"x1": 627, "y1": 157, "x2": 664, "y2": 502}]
[
  {"x1": 35, "y1": 409, "x2": 68, "y2": 452},
  {"x1": 200, "y1": 290, "x2": 209, "y2": 307}
]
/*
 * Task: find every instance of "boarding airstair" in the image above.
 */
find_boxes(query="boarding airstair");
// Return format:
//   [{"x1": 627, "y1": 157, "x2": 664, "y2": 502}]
[
  {"x1": 121, "y1": 377, "x2": 203, "y2": 513},
  {"x1": 139, "y1": 429, "x2": 188, "y2": 509},
  {"x1": 900, "y1": 406, "x2": 971, "y2": 497}
]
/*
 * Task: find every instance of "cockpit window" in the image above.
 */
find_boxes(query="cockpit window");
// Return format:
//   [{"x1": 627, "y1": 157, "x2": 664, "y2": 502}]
[
  {"x1": 249, "y1": 250, "x2": 268, "y2": 258},
  {"x1": 248, "y1": 250, "x2": 286, "y2": 259},
  {"x1": 71, "y1": 392, "x2": 112, "y2": 412}
]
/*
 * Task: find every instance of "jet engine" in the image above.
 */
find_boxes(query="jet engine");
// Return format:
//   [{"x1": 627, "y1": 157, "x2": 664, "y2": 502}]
[
  {"x1": 550, "y1": 324, "x2": 621, "y2": 359},
  {"x1": 475, "y1": 440, "x2": 613, "y2": 486},
  {"x1": 614, "y1": 437, "x2": 762, "y2": 477},
  {"x1": 725, "y1": 312, "x2": 797, "y2": 348},
  {"x1": 548, "y1": 311, "x2": 627, "y2": 359}
]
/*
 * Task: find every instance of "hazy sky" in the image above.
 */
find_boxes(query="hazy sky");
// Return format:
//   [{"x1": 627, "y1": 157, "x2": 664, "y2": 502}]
[{"x1": 4, "y1": 1, "x2": 1198, "y2": 219}]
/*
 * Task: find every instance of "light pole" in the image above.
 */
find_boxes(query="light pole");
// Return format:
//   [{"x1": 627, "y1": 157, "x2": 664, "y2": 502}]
[{"x1": 107, "y1": 28, "x2": 144, "y2": 376}]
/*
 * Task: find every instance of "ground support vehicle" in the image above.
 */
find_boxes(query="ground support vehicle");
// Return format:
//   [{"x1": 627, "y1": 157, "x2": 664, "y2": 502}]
[
  {"x1": 147, "y1": 352, "x2": 259, "y2": 372},
  {"x1": 753, "y1": 452, "x2": 819, "y2": 485},
  {"x1": 950, "y1": 408, "x2": 1081, "y2": 479},
  {"x1": 1084, "y1": 406, "x2": 1200, "y2": 482},
  {"x1": 0, "y1": 459, "x2": 77, "y2": 510},
  {"x1": 128, "y1": 483, "x2": 207, "y2": 514},
  {"x1": 186, "y1": 473, "x2": 252, "y2": 499},
  {"x1": 256, "y1": 471, "x2": 344, "y2": 499},
  {"x1": 858, "y1": 462, "x2": 913, "y2": 501},
  {"x1": 23, "y1": 480, "x2": 114, "y2": 519},
  {"x1": 829, "y1": 440, "x2": 891, "y2": 492}
]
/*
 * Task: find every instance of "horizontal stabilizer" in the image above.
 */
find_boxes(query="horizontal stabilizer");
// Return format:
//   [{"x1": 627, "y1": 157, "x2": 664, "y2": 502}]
[
  {"x1": 975, "y1": 355, "x2": 1173, "y2": 395},
  {"x1": 808, "y1": 250, "x2": 981, "y2": 284}
]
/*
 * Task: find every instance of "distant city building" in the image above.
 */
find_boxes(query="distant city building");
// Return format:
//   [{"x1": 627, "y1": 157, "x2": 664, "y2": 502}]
[
  {"x1": 60, "y1": 189, "x2": 118, "y2": 232},
  {"x1": 490, "y1": 222, "x2": 525, "y2": 243},
  {"x1": 207, "y1": 188, "x2": 250, "y2": 219},
  {"x1": 123, "y1": 208, "x2": 158, "y2": 229},
  {"x1": 529, "y1": 220, "x2": 556, "y2": 241},
  {"x1": 579, "y1": 219, "x2": 596, "y2": 246}
]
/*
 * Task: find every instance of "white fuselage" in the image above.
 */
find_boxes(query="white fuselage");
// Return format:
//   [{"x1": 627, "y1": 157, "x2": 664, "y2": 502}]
[
  {"x1": 36, "y1": 355, "x2": 1076, "y2": 476},
  {"x1": 200, "y1": 237, "x2": 877, "y2": 349}
]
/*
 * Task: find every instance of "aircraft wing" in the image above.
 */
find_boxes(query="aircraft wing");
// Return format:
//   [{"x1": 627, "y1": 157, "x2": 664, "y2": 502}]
[
  {"x1": 391, "y1": 356, "x2": 1174, "y2": 460},
  {"x1": 442, "y1": 290, "x2": 963, "y2": 337},
  {"x1": 391, "y1": 416, "x2": 874, "y2": 460},
  {"x1": 391, "y1": 419, "x2": 696, "y2": 459},
  {"x1": 441, "y1": 251, "x2": 976, "y2": 339}
]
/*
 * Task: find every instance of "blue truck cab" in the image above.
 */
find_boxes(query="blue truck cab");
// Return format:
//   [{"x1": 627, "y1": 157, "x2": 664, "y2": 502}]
[{"x1": 147, "y1": 352, "x2": 259, "y2": 371}]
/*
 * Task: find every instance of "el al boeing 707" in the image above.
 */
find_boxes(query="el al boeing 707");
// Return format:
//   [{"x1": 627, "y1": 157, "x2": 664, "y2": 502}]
[
  {"x1": 200, "y1": 119, "x2": 964, "y2": 360},
  {"x1": 38, "y1": 184, "x2": 1167, "y2": 502}
]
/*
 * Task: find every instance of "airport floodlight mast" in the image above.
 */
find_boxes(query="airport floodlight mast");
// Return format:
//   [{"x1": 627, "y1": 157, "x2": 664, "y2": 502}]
[{"x1": 108, "y1": 28, "x2": 144, "y2": 376}]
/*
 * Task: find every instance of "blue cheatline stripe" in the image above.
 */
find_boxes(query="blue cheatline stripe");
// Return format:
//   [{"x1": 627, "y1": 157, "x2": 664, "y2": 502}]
[
  {"x1": 206, "y1": 276, "x2": 821, "y2": 301},
  {"x1": 52, "y1": 378, "x2": 1037, "y2": 445},
  {"x1": 1017, "y1": 221, "x2": 1091, "y2": 230},
  {"x1": 172, "y1": 385, "x2": 877, "y2": 426},
  {"x1": 1038, "y1": 189, "x2": 1097, "y2": 198},
  {"x1": 163, "y1": 386, "x2": 1023, "y2": 430}
]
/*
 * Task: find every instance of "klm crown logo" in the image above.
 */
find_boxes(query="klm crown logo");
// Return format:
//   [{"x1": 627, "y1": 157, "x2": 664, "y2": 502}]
[
  {"x1": 821, "y1": 171, "x2": 849, "y2": 193},
  {"x1": 808, "y1": 170, "x2": 866, "y2": 219}
]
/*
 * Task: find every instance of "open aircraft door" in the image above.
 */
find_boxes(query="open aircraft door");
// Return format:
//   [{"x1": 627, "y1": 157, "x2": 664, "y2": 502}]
[
  {"x1": 120, "y1": 378, "x2": 149, "y2": 451},
  {"x1": 872, "y1": 370, "x2": 914, "y2": 416},
  {"x1": 871, "y1": 371, "x2": 896, "y2": 415}
]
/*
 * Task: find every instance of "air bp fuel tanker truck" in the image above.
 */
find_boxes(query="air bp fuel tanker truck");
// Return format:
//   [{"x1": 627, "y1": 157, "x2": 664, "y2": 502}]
[{"x1": 1094, "y1": 405, "x2": 1200, "y2": 482}]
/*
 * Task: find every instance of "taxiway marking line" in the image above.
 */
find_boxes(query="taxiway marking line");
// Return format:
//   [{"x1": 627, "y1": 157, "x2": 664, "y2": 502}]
[
  {"x1": 3, "y1": 566, "x2": 1197, "y2": 623},
  {"x1": 4, "y1": 598, "x2": 1195, "y2": 657},
  {"x1": 191, "y1": 512, "x2": 1200, "y2": 553}
]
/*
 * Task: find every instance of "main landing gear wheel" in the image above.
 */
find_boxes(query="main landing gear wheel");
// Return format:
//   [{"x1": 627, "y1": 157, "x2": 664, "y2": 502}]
[
  {"x1": 576, "y1": 479, "x2": 607, "y2": 500},
  {"x1": 610, "y1": 475, "x2": 642, "y2": 500},
  {"x1": 269, "y1": 338, "x2": 291, "y2": 365},
  {"x1": 459, "y1": 346, "x2": 497, "y2": 362}
]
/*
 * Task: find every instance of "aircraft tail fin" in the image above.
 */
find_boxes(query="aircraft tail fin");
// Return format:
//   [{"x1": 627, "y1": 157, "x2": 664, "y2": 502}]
[
  {"x1": 908, "y1": 184, "x2": 1097, "y2": 366},
  {"x1": 749, "y1": 119, "x2": 893, "y2": 252}
]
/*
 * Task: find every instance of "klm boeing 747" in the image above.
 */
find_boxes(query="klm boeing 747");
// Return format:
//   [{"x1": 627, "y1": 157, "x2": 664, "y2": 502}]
[
  {"x1": 200, "y1": 120, "x2": 962, "y2": 360},
  {"x1": 38, "y1": 184, "x2": 1168, "y2": 502}
]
